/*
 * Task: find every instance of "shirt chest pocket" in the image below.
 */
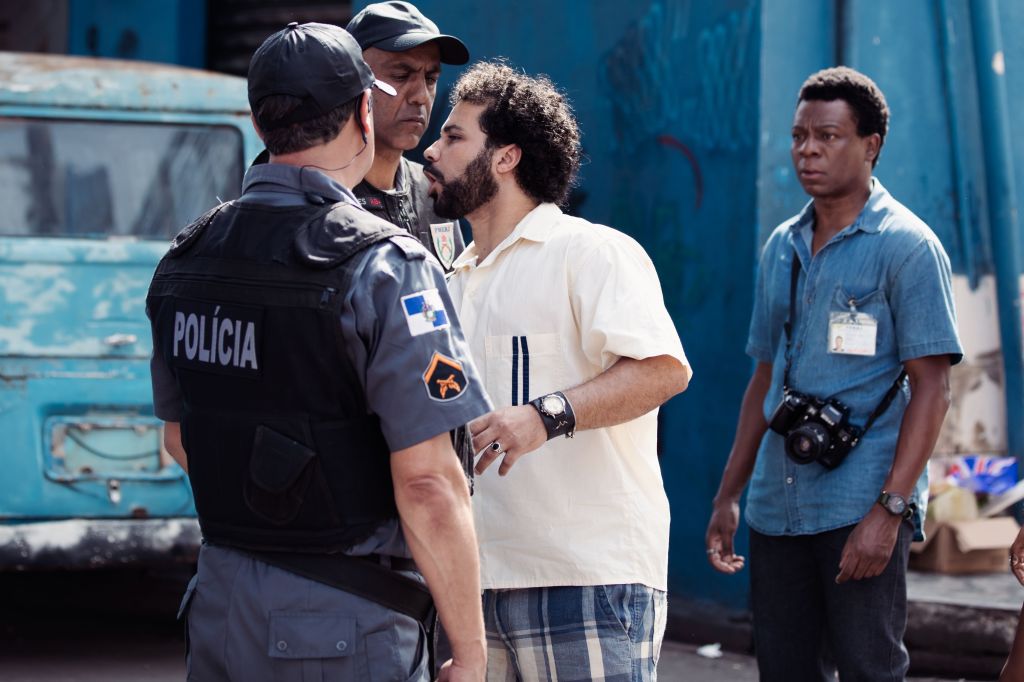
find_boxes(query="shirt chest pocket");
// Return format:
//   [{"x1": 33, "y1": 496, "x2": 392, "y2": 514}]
[
  {"x1": 832, "y1": 285, "x2": 892, "y2": 350},
  {"x1": 484, "y1": 333, "x2": 566, "y2": 408}
]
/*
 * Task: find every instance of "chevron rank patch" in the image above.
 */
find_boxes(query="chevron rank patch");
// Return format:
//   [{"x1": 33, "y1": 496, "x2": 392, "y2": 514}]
[{"x1": 423, "y1": 351, "x2": 467, "y2": 401}]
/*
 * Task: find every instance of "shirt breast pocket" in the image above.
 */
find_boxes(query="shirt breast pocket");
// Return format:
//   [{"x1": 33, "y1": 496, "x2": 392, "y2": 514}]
[
  {"x1": 832, "y1": 285, "x2": 892, "y2": 350},
  {"x1": 484, "y1": 333, "x2": 566, "y2": 408}
]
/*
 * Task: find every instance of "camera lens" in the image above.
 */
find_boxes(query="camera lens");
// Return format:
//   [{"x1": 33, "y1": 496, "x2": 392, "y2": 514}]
[{"x1": 785, "y1": 422, "x2": 830, "y2": 464}]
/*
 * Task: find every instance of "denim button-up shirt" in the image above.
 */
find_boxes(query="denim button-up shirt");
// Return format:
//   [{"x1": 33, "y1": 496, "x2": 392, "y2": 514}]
[{"x1": 745, "y1": 179, "x2": 962, "y2": 538}]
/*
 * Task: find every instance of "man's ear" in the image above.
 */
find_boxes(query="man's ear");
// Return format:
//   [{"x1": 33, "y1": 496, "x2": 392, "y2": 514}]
[
  {"x1": 359, "y1": 90, "x2": 373, "y2": 143},
  {"x1": 493, "y1": 144, "x2": 522, "y2": 176},
  {"x1": 250, "y1": 112, "x2": 266, "y2": 143},
  {"x1": 865, "y1": 132, "x2": 881, "y2": 164}
]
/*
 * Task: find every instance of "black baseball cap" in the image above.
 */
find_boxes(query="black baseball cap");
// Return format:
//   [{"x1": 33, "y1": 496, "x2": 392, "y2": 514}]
[
  {"x1": 347, "y1": 2, "x2": 469, "y2": 65},
  {"x1": 248, "y1": 22, "x2": 397, "y2": 131}
]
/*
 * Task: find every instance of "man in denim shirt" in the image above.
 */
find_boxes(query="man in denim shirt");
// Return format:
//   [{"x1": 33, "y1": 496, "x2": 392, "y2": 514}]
[{"x1": 706, "y1": 67, "x2": 962, "y2": 681}]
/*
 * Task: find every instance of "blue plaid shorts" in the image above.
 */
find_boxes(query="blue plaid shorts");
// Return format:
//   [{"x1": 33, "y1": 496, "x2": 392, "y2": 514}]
[{"x1": 483, "y1": 584, "x2": 667, "y2": 682}]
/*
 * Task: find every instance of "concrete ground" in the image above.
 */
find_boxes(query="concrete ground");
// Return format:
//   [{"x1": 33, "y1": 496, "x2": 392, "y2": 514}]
[
  {"x1": 657, "y1": 639, "x2": 988, "y2": 681},
  {"x1": 0, "y1": 567, "x2": 1012, "y2": 681}
]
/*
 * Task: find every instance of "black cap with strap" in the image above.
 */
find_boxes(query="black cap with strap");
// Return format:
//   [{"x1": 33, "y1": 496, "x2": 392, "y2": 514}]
[
  {"x1": 248, "y1": 22, "x2": 396, "y2": 132},
  {"x1": 346, "y1": 1, "x2": 469, "y2": 65}
]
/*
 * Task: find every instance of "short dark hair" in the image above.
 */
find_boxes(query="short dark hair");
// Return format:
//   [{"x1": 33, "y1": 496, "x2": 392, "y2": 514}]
[
  {"x1": 450, "y1": 61, "x2": 580, "y2": 205},
  {"x1": 254, "y1": 94, "x2": 359, "y2": 155},
  {"x1": 798, "y1": 66, "x2": 889, "y2": 166}
]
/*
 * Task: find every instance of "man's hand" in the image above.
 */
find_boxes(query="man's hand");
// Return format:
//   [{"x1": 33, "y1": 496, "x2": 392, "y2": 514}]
[
  {"x1": 706, "y1": 498, "x2": 746, "y2": 574},
  {"x1": 470, "y1": 405, "x2": 547, "y2": 476},
  {"x1": 836, "y1": 504, "x2": 902, "y2": 584},
  {"x1": 437, "y1": 658, "x2": 485, "y2": 682}
]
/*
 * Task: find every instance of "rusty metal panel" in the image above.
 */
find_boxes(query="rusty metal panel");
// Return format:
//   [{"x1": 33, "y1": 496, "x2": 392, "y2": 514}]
[{"x1": 0, "y1": 52, "x2": 249, "y2": 114}]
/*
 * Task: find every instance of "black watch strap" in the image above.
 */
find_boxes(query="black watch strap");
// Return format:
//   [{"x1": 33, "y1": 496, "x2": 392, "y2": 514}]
[
  {"x1": 876, "y1": 491, "x2": 914, "y2": 521},
  {"x1": 529, "y1": 391, "x2": 576, "y2": 441}
]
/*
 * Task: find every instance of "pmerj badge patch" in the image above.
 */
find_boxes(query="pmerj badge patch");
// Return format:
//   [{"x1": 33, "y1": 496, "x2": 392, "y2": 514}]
[
  {"x1": 429, "y1": 222, "x2": 457, "y2": 270},
  {"x1": 422, "y1": 351, "x2": 467, "y2": 401},
  {"x1": 402, "y1": 288, "x2": 450, "y2": 336}
]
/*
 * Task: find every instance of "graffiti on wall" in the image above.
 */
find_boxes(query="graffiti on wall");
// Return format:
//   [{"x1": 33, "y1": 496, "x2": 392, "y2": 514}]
[
  {"x1": 598, "y1": 0, "x2": 759, "y2": 316},
  {"x1": 599, "y1": 0, "x2": 757, "y2": 153}
]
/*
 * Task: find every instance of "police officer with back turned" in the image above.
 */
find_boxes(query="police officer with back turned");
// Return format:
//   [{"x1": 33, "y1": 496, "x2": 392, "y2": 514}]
[{"x1": 146, "y1": 22, "x2": 489, "y2": 681}]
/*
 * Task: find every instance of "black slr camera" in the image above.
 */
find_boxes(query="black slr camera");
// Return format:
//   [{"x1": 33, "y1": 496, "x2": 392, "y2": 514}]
[{"x1": 768, "y1": 390, "x2": 862, "y2": 469}]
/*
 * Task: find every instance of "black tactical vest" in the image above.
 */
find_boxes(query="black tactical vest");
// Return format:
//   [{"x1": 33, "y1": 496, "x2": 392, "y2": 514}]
[
  {"x1": 147, "y1": 200, "x2": 407, "y2": 553},
  {"x1": 352, "y1": 157, "x2": 464, "y2": 271}
]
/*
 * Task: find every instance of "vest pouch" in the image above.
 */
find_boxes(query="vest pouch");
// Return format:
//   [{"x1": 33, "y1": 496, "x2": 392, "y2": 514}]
[{"x1": 245, "y1": 424, "x2": 320, "y2": 526}]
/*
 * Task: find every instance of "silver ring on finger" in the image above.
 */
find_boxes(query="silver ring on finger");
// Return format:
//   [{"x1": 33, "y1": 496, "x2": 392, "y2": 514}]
[{"x1": 490, "y1": 440, "x2": 504, "y2": 455}]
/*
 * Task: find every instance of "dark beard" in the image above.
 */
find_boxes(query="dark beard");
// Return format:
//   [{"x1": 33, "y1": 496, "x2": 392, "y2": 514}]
[{"x1": 430, "y1": 148, "x2": 498, "y2": 219}]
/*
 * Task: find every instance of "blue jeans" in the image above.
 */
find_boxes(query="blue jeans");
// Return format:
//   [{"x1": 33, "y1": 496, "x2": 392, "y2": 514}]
[{"x1": 749, "y1": 522, "x2": 913, "y2": 682}]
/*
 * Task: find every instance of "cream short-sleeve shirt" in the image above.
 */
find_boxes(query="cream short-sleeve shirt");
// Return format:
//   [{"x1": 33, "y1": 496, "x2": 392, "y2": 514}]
[{"x1": 447, "y1": 203, "x2": 690, "y2": 591}]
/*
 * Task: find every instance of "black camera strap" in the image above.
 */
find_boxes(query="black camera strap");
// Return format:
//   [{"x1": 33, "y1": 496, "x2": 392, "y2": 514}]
[
  {"x1": 862, "y1": 370, "x2": 908, "y2": 432},
  {"x1": 781, "y1": 255, "x2": 800, "y2": 389},
  {"x1": 782, "y1": 250, "x2": 907, "y2": 437}
]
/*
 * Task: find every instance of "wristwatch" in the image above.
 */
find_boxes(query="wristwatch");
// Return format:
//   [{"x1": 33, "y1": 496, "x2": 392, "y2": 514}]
[
  {"x1": 876, "y1": 491, "x2": 913, "y2": 521},
  {"x1": 529, "y1": 391, "x2": 576, "y2": 441}
]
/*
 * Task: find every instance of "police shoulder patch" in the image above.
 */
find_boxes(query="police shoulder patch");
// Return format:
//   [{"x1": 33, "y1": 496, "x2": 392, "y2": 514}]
[
  {"x1": 422, "y1": 351, "x2": 467, "y2": 402},
  {"x1": 402, "y1": 288, "x2": 450, "y2": 336}
]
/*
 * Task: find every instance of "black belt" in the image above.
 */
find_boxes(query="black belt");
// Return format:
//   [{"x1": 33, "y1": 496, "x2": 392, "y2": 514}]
[
  {"x1": 356, "y1": 552, "x2": 419, "y2": 572},
  {"x1": 245, "y1": 549, "x2": 434, "y2": 628}
]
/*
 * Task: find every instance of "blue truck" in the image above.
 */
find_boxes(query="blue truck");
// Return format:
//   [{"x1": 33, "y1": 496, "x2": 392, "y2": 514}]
[{"x1": 0, "y1": 52, "x2": 261, "y2": 569}]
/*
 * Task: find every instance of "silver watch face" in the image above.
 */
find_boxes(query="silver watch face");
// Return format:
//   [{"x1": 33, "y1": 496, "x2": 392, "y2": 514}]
[
  {"x1": 541, "y1": 394, "x2": 565, "y2": 416},
  {"x1": 884, "y1": 494, "x2": 907, "y2": 515}
]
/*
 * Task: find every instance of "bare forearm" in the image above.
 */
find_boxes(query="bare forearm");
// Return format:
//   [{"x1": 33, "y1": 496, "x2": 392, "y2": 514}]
[
  {"x1": 564, "y1": 355, "x2": 688, "y2": 431},
  {"x1": 393, "y1": 447, "x2": 485, "y2": 669},
  {"x1": 884, "y1": 357, "x2": 952, "y2": 496},
  {"x1": 714, "y1": 363, "x2": 771, "y2": 504},
  {"x1": 162, "y1": 421, "x2": 188, "y2": 474}
]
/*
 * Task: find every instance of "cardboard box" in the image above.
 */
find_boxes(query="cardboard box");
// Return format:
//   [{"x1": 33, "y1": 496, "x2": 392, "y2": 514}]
[{"x1": 909, "y1": 517, "x2": 1020, "y2": 574}]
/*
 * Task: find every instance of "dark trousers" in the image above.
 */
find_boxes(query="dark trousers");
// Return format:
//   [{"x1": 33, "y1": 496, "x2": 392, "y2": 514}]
[{"x1": 749, "y1": 522, "x2": 913, "y2": 682}]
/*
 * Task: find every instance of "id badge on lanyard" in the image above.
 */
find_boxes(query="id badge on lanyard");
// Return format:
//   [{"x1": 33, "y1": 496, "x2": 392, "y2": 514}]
[{"x1": 828, "y1": 306, "x2": 878, "y2": 356}]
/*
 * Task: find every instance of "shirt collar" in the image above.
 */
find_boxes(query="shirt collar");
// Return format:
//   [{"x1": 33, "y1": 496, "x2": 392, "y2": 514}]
[
  {"x1": 788, "y1": 177, "x2": 891, "y2": 238},
  {"x1": 451, "y1": 202, "x2": 561, "y2": 273},
  {"x1": 241, "y1": 163, "x2": 360, "y2": 206}
]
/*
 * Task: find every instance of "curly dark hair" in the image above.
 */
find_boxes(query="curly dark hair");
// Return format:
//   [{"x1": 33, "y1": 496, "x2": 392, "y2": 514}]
[
  {"x1": 798, "y1": 66, "x2": 889, "y2": 167},
  {"x1": 450, "y1": 61, "x2": 581, "y2": 205},
  {"x1": 254, "y1": 94, "x2": 359, "y2": 155}
]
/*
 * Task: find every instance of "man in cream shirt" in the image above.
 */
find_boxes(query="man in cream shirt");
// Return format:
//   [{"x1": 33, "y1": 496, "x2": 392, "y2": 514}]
[{"x1": 423, "y1": 61, "x2": 691, "y2": 682}]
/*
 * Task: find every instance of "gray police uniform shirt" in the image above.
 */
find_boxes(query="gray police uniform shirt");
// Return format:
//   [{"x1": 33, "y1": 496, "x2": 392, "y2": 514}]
[
  {"x1": 150, "y1": 162, "x2": 492, "y2": 559},
  {"x1": 353, "y1": 156, "x2": 465, "y2": 271}
]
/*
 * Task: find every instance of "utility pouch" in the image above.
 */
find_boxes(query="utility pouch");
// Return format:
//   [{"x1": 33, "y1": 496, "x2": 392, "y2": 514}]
[{"x1": 245, "y1": 425, "x2": 317, "y2": 525}]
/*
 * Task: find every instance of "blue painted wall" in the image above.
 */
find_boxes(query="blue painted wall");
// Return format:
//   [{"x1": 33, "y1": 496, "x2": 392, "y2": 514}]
[{"x1": 68, "y1": 0, "x2": 206, "y2": 67}]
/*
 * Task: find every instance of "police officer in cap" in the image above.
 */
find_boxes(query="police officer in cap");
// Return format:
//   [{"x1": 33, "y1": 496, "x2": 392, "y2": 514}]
[
  {"x1": 347, "y1": 1, "x2": 469, "y2": 272},
  {"x1": 147, "y1": 22, "x2": 489, "y2": 681}
]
